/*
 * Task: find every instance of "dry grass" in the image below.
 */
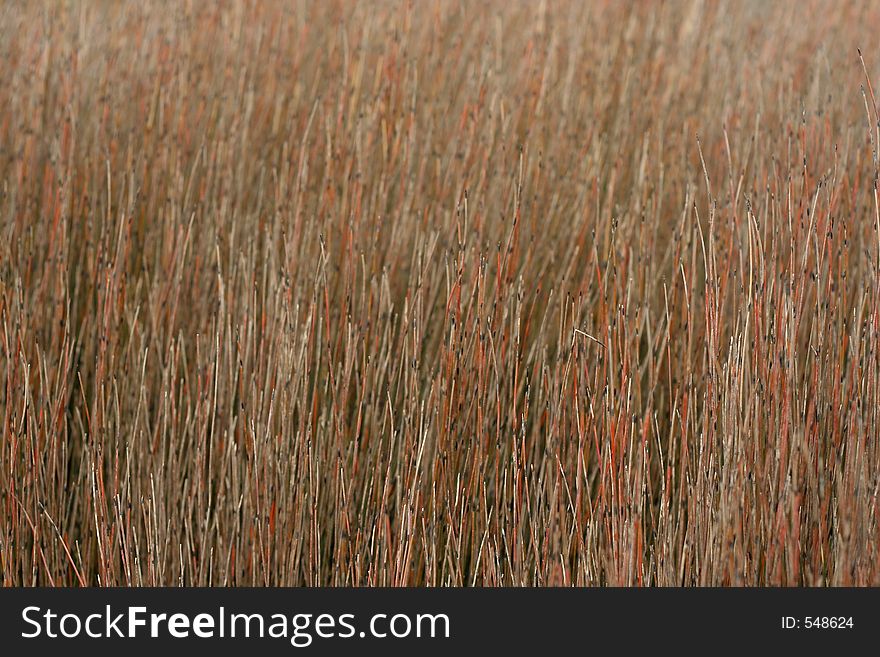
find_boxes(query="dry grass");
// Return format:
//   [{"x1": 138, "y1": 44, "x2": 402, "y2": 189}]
[{"x1": 1, "y1": 0, "x2": 879, "y2": 586}]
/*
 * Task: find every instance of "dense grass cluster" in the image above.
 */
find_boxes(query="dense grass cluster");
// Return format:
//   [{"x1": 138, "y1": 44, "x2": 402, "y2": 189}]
[{"x1": 1, "y1": 0, "x2": 879, "y2": 586}]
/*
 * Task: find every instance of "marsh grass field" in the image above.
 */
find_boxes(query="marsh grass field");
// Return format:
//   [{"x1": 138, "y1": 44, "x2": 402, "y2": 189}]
[{"x1": 1, "y1": 0, "x2": 880, "y2": 586}]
